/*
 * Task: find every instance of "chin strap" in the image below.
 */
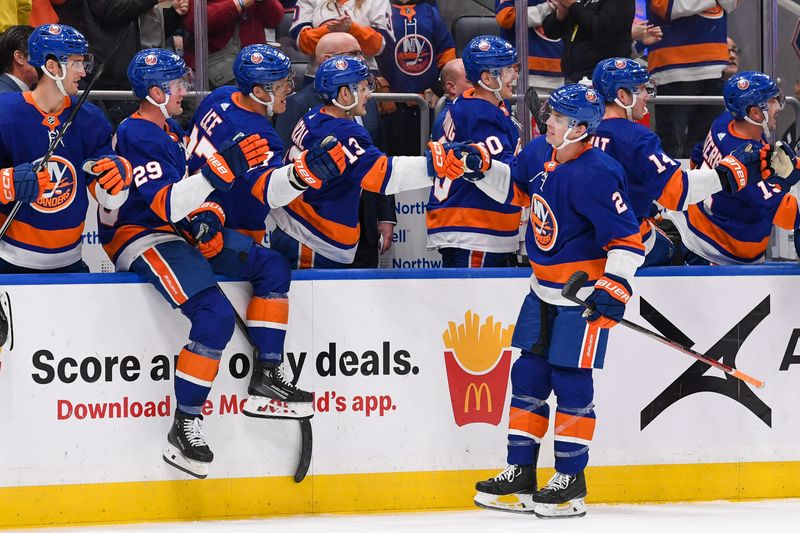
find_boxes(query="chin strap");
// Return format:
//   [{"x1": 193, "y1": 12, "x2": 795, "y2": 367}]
[
  {"x1": 744, "y1": 102, "x2": 771, "y2": 138},
  {"x1": 478, "y1": 71, "x2": 504, "y2": 103},
  {"x1": 250, "y1": 90, "x2": 274, "y2": 117},
  {"x1": 332, "y1": 83, "x2": 360, "y2": 116},
  {"x1": 553, "y1": 125, "x2": 588, "y2": 151},
  {"x1": 614, "y1": 91, "x2": 637, "y2": 122},
  {"x1": 146, "y1": 93, "x2": 171, "y2": 119},
  {"x1": 42, "y1": 62, "x2": 69, "y2": 97}
]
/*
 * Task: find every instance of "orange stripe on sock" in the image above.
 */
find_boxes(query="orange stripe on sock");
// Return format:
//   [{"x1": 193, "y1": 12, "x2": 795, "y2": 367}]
[
  {"x1": 176, "y1": 347, "x2": 220, "y2": 383},
  {"x1": 299, "y1": 244, "x2": 314, "y2": 269},
  {"x1": 554, "y1": 411, "x2": 596, "y2": 442},
  {"x1": 246, "y1": 296, "x2": 289, "y2": 324},
  {"x1": 508, "y1": 407, "x2": 549, "y2": 439}
]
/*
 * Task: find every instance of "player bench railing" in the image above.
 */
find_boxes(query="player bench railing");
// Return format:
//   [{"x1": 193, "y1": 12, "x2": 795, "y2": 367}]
[{"x1": 80, "y1": 91, "x2": 431, "y2": 155}]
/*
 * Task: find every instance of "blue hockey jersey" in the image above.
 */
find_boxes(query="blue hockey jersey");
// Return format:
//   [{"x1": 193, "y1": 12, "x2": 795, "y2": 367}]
[
  {"x1": 0, "y1": 92, "x2": 114, "y2": 269},
  {"x1": 426, "y1": 89, "x2": 522, "y2": 253},
  {"x1": 187, "y1": 86, "x2": 287, "y2": 243},
  {"x1": 665, "y1": 111, "x2": 799, "y2": 264},
  {"x1": 496, "y1": 0, "x2": 562, "y2": 87}
]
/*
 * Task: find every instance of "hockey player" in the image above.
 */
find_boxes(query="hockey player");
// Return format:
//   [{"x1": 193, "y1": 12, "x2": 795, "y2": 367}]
[
  {"x1": 0, "y1": 24, "x2": 132, "y2": 273},
  {"x1": 590, "y1": 58, "x2": 772, "y2": 266},
  {"x1": 101, "y1": 49, "x2": 341, "y2": 479},
  {"x1": 663, "y1": 71, "x2": 800, "y2": 265},
  {"x1": 426, "y1": 35, "x2": 522, "y2": 268},
  {"x1": 270, "y1": 55, "x2": 444, "y2": 268},
  {"x1": 186, "y1": 44, "x2": 346, "y2": 419},
  {"x1": 457, "y1": 84, "x2": 643, "y2": 517}
]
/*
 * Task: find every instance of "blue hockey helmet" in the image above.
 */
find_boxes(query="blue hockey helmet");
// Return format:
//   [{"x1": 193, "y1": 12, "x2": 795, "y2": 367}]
[
  {"x1": 462, "y1": 35, "x2": 518, "y2": 83},
  {"x1": 234, "y1": 44, "x2": 292, "y2": 94},
  {"x1": 547, "y1": 83, "x2": 605, "y2": 134},
  {"x1": 724, "y1": 71, "x2": 782, "y2": 120},
  {"x1": 314, "y1": 55, "x2": 370, "y2": 103},
  {"x1": 592, "y1": 57, "x2": 652, "y2": 103},
  {"x1": 28, "y1": 24, "x2": 91, "y2": 69},
  {"x1": 128, "y1": 48, "x2": 192, "y2": 99}
]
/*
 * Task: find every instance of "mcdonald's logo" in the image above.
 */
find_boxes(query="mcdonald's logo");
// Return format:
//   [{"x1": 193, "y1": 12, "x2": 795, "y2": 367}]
[{"x1": 464, "y1": 382, "x2": 492, "y2": 413}]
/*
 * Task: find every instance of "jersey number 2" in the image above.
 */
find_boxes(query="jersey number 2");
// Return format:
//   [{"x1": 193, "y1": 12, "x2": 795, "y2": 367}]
[{"x1": 612, "y1": 191, "x2": 628, "y2": 214}]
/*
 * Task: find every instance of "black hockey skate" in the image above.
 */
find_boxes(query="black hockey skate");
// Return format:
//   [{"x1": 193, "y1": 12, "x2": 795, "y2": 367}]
[
  {"x1": 533, "y1": 471, "x2": 587, "y2": 519},
  {"x1": 473, "y1": 464, "x2": 537, "y2": 514},
  {"x1": 243, "y1": 361, "x2": 314, "y2": 420},
  {"x1": 163, "y1": 411, "x2": 213, "y2": 479}
]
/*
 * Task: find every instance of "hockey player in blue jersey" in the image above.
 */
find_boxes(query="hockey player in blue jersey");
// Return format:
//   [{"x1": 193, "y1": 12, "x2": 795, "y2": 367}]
[
  {"x1": 101, "y1": 49, "x2": 342, "y2": 479},
  {"x1": 457, "y1": 84, "x2": 643, "y2": 518},
  {"x1": 186, "y1": 44, "x2": 347, "y2": 420},
  {"x1": 590, "y1": 58, "x2": 772, "y2": 266},
  {"x1": 0, "y1": 24, "x2": 132, "y2": 273},
  {"x1": 426, "y1": 35, "x2": 523, "y2": 268},
  {"x1": 270, "y1": 55, "x2": 444, "y2": 268},
  {"x1": 663, "y1": 71, "x2": 799, "y2": 265}
]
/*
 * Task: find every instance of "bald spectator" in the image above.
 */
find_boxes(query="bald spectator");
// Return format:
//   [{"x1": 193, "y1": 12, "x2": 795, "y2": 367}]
[
  {"x1": 274, "y1": 32, "x2": 397, "y2": 268},
  {"x1": 0, "y1": 25, "x2": 36, "y2": 93},
  {"x1": 431, "y1": 58, "x2": 470, "y2": 141},
  {"x1": 0, "y1": 1, "x2": 30, "y2": 32}
]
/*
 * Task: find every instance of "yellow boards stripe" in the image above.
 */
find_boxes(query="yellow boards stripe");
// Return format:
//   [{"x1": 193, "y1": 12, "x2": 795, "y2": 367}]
[{"x1": 2, "y1": 463, "x2": 800, "y2": 529}]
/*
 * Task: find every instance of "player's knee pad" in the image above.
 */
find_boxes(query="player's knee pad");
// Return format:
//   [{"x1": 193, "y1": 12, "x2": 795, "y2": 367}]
[
  {"x1": 180, "y1": 287, "x2": 236, "y2": 351},
  {"x1": 247, "y1": 245, "x2": 291, "y2": 295},
  {"x1": 552, "y1": 366, "x2": 594, "y2": 409}
]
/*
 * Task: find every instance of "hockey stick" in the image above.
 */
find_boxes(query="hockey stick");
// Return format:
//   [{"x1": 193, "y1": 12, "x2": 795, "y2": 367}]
[
  {"x1": 510, "y1": 86, "x2": 545, "y2": 135},
  {"x1": 0, "y1": 23, "x2": 135, "y2": 242},
  {"x1": 560, "y1": 271, "x2": 766, "y2": 389},
  {"x1": 0, "y1": 291, "x2": 13, "y2": 370}
]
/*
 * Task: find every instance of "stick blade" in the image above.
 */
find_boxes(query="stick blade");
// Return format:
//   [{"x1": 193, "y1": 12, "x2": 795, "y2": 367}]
[
  {"x1": 561, "y1": 271, "x2": 589, "y2": 299},
  {"x1": 294, "y1": 419, "x2": 313, "y2": 483}
]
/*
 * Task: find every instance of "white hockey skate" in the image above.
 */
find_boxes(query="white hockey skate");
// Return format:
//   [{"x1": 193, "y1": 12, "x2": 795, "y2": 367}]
[
  {"x1": 163, "y1": 412, "x2": 213, "y2": 479},
  {"x1": 473, "y1": 464, "x2": 536, "y2": 514}
]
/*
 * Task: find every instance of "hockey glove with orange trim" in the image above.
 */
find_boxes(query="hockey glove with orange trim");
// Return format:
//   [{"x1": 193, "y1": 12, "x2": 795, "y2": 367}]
[
  {"x1": 426, "y1": 141, "x2": 464, "y2": 180},
  {"x1": 715, "y1": 142, "x2": 774, "y2": 193},
  {"x1": 83, "y1": 155, "x2": 133, "y2": 195},
  {"x1": 583, "y1": 273, "x2": 631, "y2": 329},
  {"x1": 449, "y1": 142, "x2": 491, "y2": 182},
  {"x1": 179, "y1": 202, "x2": 226, "y2": 259},
  {"x1": 0, "y1": 163, "x2": 51, "y2": 204},
  {"x1": 291, "y1": 135, "x2": 346, "y2": 189},
  {"x1": 203, "y1": 133, "x2": 269, "y2": 191}
]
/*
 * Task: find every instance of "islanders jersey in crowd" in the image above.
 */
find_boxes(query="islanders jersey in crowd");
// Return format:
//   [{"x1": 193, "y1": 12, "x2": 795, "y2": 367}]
[
  {"x1": 427, "y1": 89, "x2": 522, "y2": 253},
  {"x1": 646, "y1": 0, "x2": 736, "y2": 85},
  {"x1": 100, "y1": 115, "x2": 190, "y2": 270},
  {"x1": 187, "y1": 86, "x2": 287, "y2": 243},
  {"x1": 495, "y1": 0, "x2": 562, "y2": 88},
  {"x1": 0, "y1": 92, "x2": 114, "y2": 269},
  {"x1": 591, "y1": 118, "x2": 718, "y2": 254},
  {"x1": 664, "y1": 111, "x2": 800, "y2": 264},
  {"x1": 511, "y1": 137, "x2": 644, "y2": 305},
  {"x1": 273, "y1": 106, "x2": 432, "y2": 264},
  {"x1": 378, "y1": 2, "x2": 455, "y2": 94}
]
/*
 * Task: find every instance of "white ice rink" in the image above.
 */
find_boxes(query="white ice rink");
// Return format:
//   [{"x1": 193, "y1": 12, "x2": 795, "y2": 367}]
[{"x1": 20, "y1": 500, "x2": 800, "y2": 533}]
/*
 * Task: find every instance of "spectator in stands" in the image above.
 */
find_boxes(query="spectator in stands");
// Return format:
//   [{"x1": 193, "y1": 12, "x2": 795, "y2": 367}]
[
  {"x1": 630, "y1": 17, "x2": 662, "y2": 55},
  {"x1": 0, "y1": 1, "x2": 30, "y2": 32},
  {"x1": 274, "y1": 32, "x2": 396, "y2": 268},
  {"x1": 722, "y1": 37, "x2": 740, "y2": 81},
  {"x1": 781, "y1": 78, "x2": 800, "y2": 150},
  {"x1": 289, "y1": 0, "x2": 393, "y2": 86},
  {"x1": 431, "y1": 58, "x2": 469, "y2": 141},
  {"x1": 376, "y1": 0, "x2": 455, "y2": 157},
  {"x1": 0, "y1": 25, "x2": 36, "y2": 93},
  {"x1": 495, "y1": 0, "x2": 563, "y2": 90},
  {"x1": 646, "y1": 0, "x2": 738, "y2": 158},
  {"x1": 183, "y1": 0, "x2": 283, "y2": 88},
  {"x1": 542, "y1": 0, "x2": 634, "y2": 83},
  {"x1": 29, "y1": 0, "x2": 63, "y2": 26},
  {"x1": 65, "y1": 0, "x2": 188, "y2": 125}
]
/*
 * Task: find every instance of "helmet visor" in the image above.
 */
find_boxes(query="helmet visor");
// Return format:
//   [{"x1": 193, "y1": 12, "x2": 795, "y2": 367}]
[
  {"x1": 632, "y1": 80, "x2": 656, "y2": 98},
  {"x1": 166, "y1": 69, "x2": 194, "y2": 95},
  {"x1": 65, "y1": 53, "x2": 94, "y2": 74}
]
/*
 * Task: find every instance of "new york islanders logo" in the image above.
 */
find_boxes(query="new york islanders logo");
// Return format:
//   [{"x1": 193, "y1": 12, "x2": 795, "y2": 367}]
[
  {"x1": 144, "y1": 53, "x2": 158, "y2": 66},
  {"x1": 699, "y1": 5, "x2": 724, "y2": 19},
  {"x1": 395, "y1": 35, "x2": 433, "y2": 76},
  {"x1": 614, "y1": 59, "x2": 628, "y2": 69},
  {"x1": 531, "y1": 194, "x2": 557, "y2": 251},
  {"x1": 585, "y1": 90, "x2": 598, "y2": 103},
  {"x1": 737, "y1": 78, "x2": 750, "y2": 91},
  {"x1": 47, "y1": 25, "x2": 62, "y2": 35},
  {"x1": 334, "y1": 58, "x2": 349, "y2": 71},
  {"x1": 250, "y1": 52, "x2": 264, "y2": 64},
  {"x1": 31, "y1": 155, "x2": 77, "y2": 214},
  {"x1": 478, "y1": 40, "x2": 491, "y2": 52}
]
